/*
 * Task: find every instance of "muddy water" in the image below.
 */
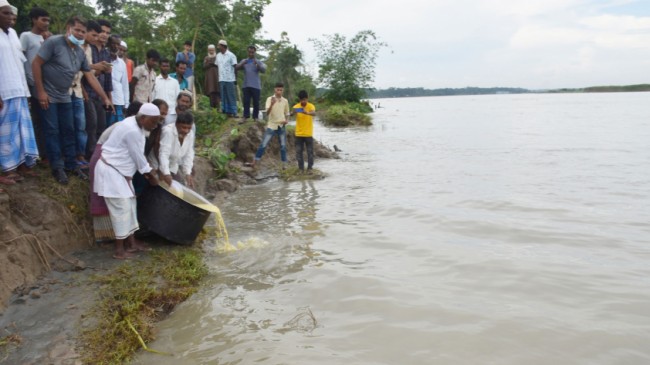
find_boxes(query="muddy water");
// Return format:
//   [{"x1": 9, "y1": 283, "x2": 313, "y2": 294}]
[{"x1": 135, "y1": 93, "x2": 650, "y2": 365}]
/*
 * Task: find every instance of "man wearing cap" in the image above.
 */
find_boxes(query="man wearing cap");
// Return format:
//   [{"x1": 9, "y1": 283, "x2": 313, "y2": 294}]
[
  {"x1": 108, "y1": 35, "x2": 129, "y2": 126},
  {"x1": 0, "y1": 0, "x2": 40, "y2": 187},
  {"x1": 215, "y1": 39, "x2": 238, "y2": 117},
  {"x1": 94, "y1": 103, "x2": 160, "y2": 259},
  {"x1": 203, "y1": 44, "x2": 219, "y2": 109},
  {"x1": 118, "y1": 40, "x2": 134, "y2": 83},
  {"x1": 236, "y1": 45, "x2": 266, "y2": 122}
]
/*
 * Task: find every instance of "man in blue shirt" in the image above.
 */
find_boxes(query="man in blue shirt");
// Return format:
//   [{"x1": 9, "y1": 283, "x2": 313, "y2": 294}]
[
  {"x1": 175, "y1": 41, "x2": 195, "y2": 91},
  {"x1": 236, "y1": 45, "x2": 266, "y2": 122},
  {"x1": 169, "y1": 60, "x2": 188, "y2": 90}
]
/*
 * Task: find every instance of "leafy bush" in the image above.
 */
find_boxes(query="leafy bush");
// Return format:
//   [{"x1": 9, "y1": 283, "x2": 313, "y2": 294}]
[
  {"x1": 209, "y1": 149, "x2": 236, "y2": 178},
  {"x1": 194, "y1": 97, "x2": 228, "y2": 135},
  {"x1": 321, "y1": 105, "x2": 372, "y2": 127}
]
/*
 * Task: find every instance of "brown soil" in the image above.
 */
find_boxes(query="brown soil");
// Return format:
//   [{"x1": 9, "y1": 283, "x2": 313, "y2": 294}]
[
  {"x1": 0, "y1": 172, "x2": 93, "y2": 313},
  {"x1": 0, "y1": 122, "x2": 338, "y2": 364}
]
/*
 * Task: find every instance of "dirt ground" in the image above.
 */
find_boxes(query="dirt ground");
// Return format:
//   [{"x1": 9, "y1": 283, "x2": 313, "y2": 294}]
[{"x1": 0, "y1": 123, "x2": 338, "y2": 364}]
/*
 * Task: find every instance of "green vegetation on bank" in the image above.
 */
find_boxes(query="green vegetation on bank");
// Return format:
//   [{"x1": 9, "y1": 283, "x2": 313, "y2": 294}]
[
  {"x1": 80, "y1": 247, "x2": 208, "y2": 364},
  {"x1": 319, "y1": 101, "x2": 373, "y2": 127}
]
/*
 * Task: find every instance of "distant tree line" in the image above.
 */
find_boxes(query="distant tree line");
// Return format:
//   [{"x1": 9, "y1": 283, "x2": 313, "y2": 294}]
[
  {"x1": 549, "y1": 84, "x2": 650, "y2": 93},
  {"x1": 366, "y1": 87, "x2": 530, "y2": 99}
]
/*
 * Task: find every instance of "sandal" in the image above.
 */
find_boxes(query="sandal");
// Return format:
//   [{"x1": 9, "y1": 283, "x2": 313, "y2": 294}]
[
  {"x1": 0, "y1": 175, "x2": 17, "y2": 185},
  {"x1": 5, "y1": 172, "x2": 24, "y2": 182}
]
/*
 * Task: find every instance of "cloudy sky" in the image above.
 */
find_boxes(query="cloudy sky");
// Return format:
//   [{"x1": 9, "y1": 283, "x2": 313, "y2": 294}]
[{"x1": 260, "y1": 0, "x2": 650, "y2": 90}]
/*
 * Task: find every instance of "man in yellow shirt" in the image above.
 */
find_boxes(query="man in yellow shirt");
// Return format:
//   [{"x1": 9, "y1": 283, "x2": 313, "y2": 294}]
[
  {"x1": 292, "y1": 90, "x2": 316, "y2": 173},
  {"x1": 249, "y1": 82, "x2": 289, "y2": 167}
]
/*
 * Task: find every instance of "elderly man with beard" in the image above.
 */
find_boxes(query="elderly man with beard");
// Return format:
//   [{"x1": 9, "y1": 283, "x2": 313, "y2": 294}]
[
  {"x1": 203, "y1": 44, "x2": 219, "y2": 109},
  {"x1": 94, "y1": 103, "x2": 160, "y2": 259}
]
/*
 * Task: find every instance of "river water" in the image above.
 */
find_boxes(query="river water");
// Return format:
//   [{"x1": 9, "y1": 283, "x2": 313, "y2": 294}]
[{"x1": 136, "y1": 93, "x2": 650, "y2": 365}]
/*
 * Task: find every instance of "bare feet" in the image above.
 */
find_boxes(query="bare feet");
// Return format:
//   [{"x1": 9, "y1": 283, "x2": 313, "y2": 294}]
[
  {"x1": 5, "y1": 171, "x2": 24, "y2": 182},
  {"x1": 17, "y1": 165, "x2": 38, "y2": 177},
  {"x1": 0, "y1": 175, "x2": 16, "y2": 185},
  {"x1": 128, "y1": 239, "x2": 152, "y2": 252},
  {"x1": 113, "y1": 251, "x2": 137, "y2": 260}
]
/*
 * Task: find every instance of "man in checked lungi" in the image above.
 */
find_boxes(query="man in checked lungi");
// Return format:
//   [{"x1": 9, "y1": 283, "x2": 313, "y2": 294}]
[{"x1": 0, "y1": 1, "x2": 39, "y2": 188}]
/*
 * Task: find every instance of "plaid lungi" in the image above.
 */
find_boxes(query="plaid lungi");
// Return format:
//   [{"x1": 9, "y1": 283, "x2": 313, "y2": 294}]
[{"x1": 0, "y1": 97, "x2": 38, "y2": 171}]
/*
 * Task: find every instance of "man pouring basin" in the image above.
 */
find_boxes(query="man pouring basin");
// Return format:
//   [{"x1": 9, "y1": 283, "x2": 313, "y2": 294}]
[{"x1": 94, "y1": 103, "x2": 160, "y2": 259}]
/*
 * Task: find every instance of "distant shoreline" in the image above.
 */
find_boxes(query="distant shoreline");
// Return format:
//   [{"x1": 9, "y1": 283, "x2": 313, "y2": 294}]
[{"x1": 365, "y1": 84, "x2": 650, "y2": 99}]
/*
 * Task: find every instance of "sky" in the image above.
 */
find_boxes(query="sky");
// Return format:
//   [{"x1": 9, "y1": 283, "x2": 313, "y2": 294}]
[{"x1": 260, "y1": 0, "x2": 650, "y2": 90}]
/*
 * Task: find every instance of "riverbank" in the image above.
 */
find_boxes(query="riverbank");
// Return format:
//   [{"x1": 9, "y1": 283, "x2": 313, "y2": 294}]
[{"x1": 0, "y1": 120, "x2": 338, "y2": 364}]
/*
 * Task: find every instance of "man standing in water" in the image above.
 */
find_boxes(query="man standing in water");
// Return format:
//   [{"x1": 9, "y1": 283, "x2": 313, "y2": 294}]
[{"x1": 94, "y1": 103, "x2": 160, "y2": 259}]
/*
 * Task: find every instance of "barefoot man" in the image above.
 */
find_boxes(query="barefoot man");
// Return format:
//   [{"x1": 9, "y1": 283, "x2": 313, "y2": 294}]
[{"x1": 94, "y1": 103, "x2": 160, "y2": 259}]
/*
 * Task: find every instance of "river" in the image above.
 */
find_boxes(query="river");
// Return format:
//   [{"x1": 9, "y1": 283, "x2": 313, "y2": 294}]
[{"x1": 136, "y1": 93, "x2": 650, "y2": 365}]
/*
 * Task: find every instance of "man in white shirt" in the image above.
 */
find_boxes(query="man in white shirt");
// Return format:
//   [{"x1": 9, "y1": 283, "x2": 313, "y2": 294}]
[
  {"x1": 0, "y1": 0, "x2": 39, "y2": 186},
  {"x1": 151, "y1": 58, "x2": 179, "y2": 125},
  {"x1": 94, "y1": 103, "x2": 160, "y2": 259},
  {"x1": 215, "y1": 39, "x2": 237, "y2": 117},
  {"x1": 108, "y1": 35, "x2": 129, "y2": 126},
  {"x1": 150, "y1": 110, "x2": 195, "y2": 188}
]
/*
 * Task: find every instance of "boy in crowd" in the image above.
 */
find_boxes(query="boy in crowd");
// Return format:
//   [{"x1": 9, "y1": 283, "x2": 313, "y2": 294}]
[
  {"x1": 20, "y1": 6, "x2": 50, "y2": 159},
  {"x1": 292, "y1": 90, "x2": 316, "y2": 173}
]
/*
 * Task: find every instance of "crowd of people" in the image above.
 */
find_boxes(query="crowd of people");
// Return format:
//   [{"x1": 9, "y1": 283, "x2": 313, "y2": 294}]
[{"x1": 0, "y1": 2, "x2": 318, "y2": 258}]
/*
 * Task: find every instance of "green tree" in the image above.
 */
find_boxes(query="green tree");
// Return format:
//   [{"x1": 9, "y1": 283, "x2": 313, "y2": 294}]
[
  {"x1": 310, "y1": 30, "x2": 386, "y2": 103},
  {"x1": 262, "y1": 32, "x2": 311, "y2": 102}
]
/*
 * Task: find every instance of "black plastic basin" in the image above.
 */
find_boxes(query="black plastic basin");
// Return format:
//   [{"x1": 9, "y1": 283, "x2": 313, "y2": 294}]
[{"x1": 137, "y1": 185, "x2": 213, "y2": 245}]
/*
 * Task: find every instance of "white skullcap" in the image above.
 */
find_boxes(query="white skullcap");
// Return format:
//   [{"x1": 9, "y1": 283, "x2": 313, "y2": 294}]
[
  {"x1": 208, "y1": 44, "x2": 215, "y2": 49},
  {"x1": 218, "y1": 39, "x2": 227, "y2": 46},
  {"x1": 120, "y1": 40, "x2": 127, "y2": 49},
  {"x1": 139, "y1": 103, "x2": 161, "y2": 117},
  {"x1": 0, "y1": 0, "x2": 16, "y2": 14}
]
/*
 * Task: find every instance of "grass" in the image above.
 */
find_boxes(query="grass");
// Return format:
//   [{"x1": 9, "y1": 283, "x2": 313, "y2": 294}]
[
  {"x1": 0, "y1": 334, "x2": 23, "y2": 360},
  {"x1": 34, "y1": 163, "x2": 90, "y2": 222},
  {"x1": 80, "y1": 247, "x2": 208, "y2": 364},
  {"x1": 279, "y1": 166, "x2": 325, "y2": 182}
]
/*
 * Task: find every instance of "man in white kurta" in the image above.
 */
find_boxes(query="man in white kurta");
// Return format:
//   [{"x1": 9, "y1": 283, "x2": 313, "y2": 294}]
[
  {"x1": 0, "y1": 1, "x2": 39, "y2": 186},
  {"x1": 150, "y1": 110, "x2": 195, "y2": 188},
  {"x1": 94, "y1": 103, "x2": 160, "y2": 259}
]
